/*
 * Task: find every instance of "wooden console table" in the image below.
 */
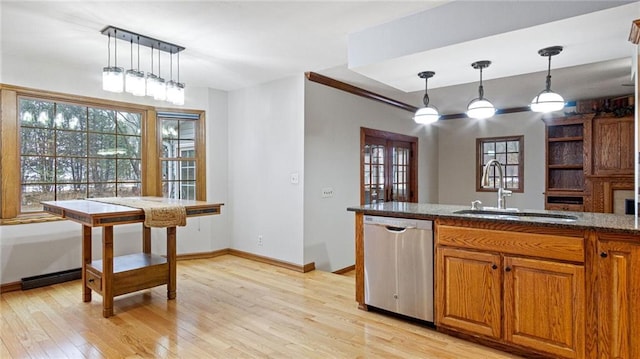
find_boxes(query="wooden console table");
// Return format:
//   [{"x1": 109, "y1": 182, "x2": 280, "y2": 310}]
[{"x1": 42, "y1": 197, "x2": 223, "y2": 318}]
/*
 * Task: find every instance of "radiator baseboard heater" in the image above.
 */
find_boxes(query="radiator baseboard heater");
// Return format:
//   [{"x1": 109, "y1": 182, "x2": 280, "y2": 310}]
[{"x1": 21, "y1": 268, "x2": 82, "y2": 290}]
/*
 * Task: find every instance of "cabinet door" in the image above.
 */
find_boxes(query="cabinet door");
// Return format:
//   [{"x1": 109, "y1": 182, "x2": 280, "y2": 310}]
[
  {"x1": 436, "y1": 247, "x2": 501, "y2": 338},
  {"x1": 598, "y1": 240, "x2": 640, "y2": 359},
  {"x1": 593, "y1": 116, "x2": 634, "y2": 176},
  {"x1": 504, "y1": 256, "x2": 585, "y2": 359}
]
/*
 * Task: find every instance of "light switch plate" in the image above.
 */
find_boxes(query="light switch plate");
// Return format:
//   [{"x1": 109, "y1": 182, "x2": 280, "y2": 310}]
[
  {"x1": 322, "y1": 187, "x2": 334, "y2": 198},
  {"x1": 290, "y1": 173, "x2": 299, "y2": 184}
]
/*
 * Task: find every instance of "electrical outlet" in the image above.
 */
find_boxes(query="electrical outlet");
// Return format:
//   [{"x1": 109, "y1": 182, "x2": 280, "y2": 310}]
[
  {"x1": 322, "y1": 187, "x2": 334, "y2": 198},
  {"x1": 257, "y1": 235, "x2": 263, "y2": 246}
]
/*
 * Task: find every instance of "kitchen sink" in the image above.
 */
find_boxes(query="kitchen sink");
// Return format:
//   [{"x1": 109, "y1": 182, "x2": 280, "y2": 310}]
[{"x1": 453, "y1": 209, "x2": 578, "y2": 222}]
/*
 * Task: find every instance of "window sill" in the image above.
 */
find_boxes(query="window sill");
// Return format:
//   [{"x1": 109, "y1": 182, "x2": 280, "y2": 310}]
[{"x1": 0, "y1": 214, "x2": 64, "y2": 225}]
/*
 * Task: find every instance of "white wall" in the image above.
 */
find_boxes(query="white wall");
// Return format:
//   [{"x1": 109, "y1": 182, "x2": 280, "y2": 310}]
[
  {"x1": 0, "y1": 54, "x2": 230, "y2": 284},
  {"x1": 227, "y1": 75, "x2": 305, "y2": 266},
  {"x1": 303, "y1": 79, "x2": 439, "y2": 272},
  {"x1": 437, "y1": 111, "x2": 546, "y2": 210}
]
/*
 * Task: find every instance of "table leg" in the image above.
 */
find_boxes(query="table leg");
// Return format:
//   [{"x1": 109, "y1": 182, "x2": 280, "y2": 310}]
[
  {"x1": 142, "y1": 225, "x2": 151, "y2": 254},
  {"x1": 102, "y1": 226, "x2": 114, "y2": 318},
  {"x1": 82, "y1": 225, "x2": 92, "y2": 303},
  {"x1": 167, "y1": 226, "x2": 177, "y2": 300}
]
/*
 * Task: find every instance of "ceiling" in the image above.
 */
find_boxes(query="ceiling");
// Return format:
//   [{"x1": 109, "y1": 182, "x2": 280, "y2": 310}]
[{"x1": 1, "y1": 1, "x2": 638, "y2": 115}]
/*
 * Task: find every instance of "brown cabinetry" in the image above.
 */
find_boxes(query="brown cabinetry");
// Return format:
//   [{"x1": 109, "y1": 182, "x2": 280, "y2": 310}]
[
  {"x1": 597, "y1": 234, "x2": 640, "y2": 359},
  {"x1": 591, "y1": 115, "x2": 634, "y2": 176},
  {"x1": 544, "y1": 115, "x2": 588, "y2": 211},
  {"x1": 436, "y1": 222, "x2": 586, "y2": 358},
  {"x1": 544, "y1": 114, "x2": 635, "y2": 213}
]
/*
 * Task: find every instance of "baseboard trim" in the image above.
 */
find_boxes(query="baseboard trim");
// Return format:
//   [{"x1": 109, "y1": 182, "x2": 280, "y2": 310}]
[
  {"x1": 1, "y1": 248, "x2": 316, "y2": 293},
  {"x1": 0, "y1": 281, "x2": 22, "y2": 294},
  {"x1": 176, "y1": 248, "x2": 231, "y2": 261},
  {"x1": 229, "y1": 249, "x2": 315, "y2": 273},
  {"x1": 332, "y1": 264, "x2": 355, "y2": 275}
]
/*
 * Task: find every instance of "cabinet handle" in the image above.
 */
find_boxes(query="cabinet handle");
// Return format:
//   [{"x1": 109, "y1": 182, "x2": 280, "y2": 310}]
[
  {"x1": 505, "y1": 267, "x2": 512, "y2": 272},
  {"x1": 600, "y1": 252, "x2": 608, "y2": 258},
  {"x1": 88, "y1": 279, "x2": 94, "y2": 283},
  {"x1": 491, "y1": 264, "x2": 498, "y2": 270}
]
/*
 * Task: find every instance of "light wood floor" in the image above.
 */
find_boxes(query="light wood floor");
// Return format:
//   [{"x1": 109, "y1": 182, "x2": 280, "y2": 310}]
[{"x1": 1, "y1": 255, "x2": 520, "y2": 358}]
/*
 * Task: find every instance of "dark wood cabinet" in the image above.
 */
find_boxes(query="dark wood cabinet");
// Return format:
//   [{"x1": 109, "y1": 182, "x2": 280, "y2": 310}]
[
  {"x1": 591, "y1": 115, "x2": 634, "y2": 176},
  {"x1": 544, "y1": 113, "x2": 635, "y2": 213},
  {"x1": 543, "y1": 115, "x2": 589, "y2": 211}
]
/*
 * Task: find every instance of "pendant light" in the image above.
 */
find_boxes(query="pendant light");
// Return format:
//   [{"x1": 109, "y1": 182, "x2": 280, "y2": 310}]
[
  {"x1": 154, "y1": 46, "x2": 167, "y2": 101},
  {"x1": 466, "y1": 60, "x2": 496, "y2": 119},
  {"x1": 413, "y1": 71, "x2": 440, "y2": 124},
  {"x1": 102, "y1": 31, "x2": 124, "y2": 93},
  {"x1": 530, "y1": 46, "x2": 565, "y2": 113},
  {"x1": 173, "y1": 51, "x2": 185, "y2": 105},
  {"x1": 146, "y1": 45, "x2": 159, "y2": 97},
  {"x1": 166, "y1": 50, "x2": 179, "y2": 103},
  {"x1": 125, "y1": 36, "x2": 145, "y2": 96}
]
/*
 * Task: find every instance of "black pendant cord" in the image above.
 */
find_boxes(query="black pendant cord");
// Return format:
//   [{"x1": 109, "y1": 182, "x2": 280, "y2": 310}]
[
  {"x1": 114, "y1": 29, "x2": 118, "y2": 67},
  {"x1": 545, "y1": 54, "x2": 552, "y2": 92},
  {"x1": 107, "y1": 34, "x2": 111, "y2": 67},
  {"x1": 129, "y1": 38, "x2": 134, "y2": 70},
  {"x1": 478, "y1": 67, "x2": 485, "y2": 100},
  {"x1": 423, "y1": 77, "x2": 430, "y2": 107}
]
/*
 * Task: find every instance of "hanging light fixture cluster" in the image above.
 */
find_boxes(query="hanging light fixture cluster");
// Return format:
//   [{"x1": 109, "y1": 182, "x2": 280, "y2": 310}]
[
  {"x1": 101, "y1": 25, "x2": 185, "y2": 105},
  {"x1": 414, "y1": 46, "x2": 565, "y2": 124}
]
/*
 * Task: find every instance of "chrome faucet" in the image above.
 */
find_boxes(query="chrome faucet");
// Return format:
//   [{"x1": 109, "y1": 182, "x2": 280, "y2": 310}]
[{"x1": 481, "y1": 159, "x2": 512, "y2": 209}]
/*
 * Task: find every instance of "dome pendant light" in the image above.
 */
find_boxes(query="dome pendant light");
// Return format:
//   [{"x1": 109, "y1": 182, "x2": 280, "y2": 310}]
[
  {"x1": 466, "y1": 60, "x2": 496, "y2": 119},
  {"x1": 530, "y1": 46, "x2": 565, "y2": 113},
  {"x1": 413, "y1": 71, "x2": 440, "y2": 124}
]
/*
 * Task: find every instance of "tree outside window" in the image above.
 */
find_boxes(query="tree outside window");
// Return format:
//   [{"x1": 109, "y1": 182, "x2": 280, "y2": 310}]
[{"x1": 476, "y1": 135, "x2": 524, "y2": 193}]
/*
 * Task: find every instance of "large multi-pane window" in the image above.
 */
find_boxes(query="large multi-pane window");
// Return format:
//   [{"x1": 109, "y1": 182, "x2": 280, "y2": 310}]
[
  {"x1": 476, "y1": 135, "x2": 524, "y2": 192},
  {"x1": 19, "y1": 98, "x2": 142, "y2": 212},
  {"x1": 0, "y1": 86, "x2": 206, "y2": 221},
  {"x1": 160, "y1": 115, "x2": 198, "y2": 200}
]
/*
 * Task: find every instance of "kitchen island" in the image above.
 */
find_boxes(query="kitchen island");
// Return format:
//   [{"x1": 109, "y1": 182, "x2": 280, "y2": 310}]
[
  {"x1": 43, "y1": 197, "x2": 223, "y2": 318},
  {"x1": 348, "y1": 202, "x2": 639, "y2": 359}
]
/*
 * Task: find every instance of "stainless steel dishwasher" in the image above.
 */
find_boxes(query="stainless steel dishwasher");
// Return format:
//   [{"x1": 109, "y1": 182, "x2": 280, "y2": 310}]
[{"x1": 363, "y1": 215, "x2": 434, "y2": 323}]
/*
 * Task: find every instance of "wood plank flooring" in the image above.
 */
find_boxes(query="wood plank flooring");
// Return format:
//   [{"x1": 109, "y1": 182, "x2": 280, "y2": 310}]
[{"x1": 1, "y1": 255, "x2": 520, "y2": 358}]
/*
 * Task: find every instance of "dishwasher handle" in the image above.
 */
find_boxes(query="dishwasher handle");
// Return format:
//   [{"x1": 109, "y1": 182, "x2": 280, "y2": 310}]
[{"x1": 384, "y1": 225, "x2": 413, "y2": 233}]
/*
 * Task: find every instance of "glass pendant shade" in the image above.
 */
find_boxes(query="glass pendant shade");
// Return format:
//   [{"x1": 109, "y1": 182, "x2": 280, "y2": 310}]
[
  {"x1": 146, "y1": 73, "x2": 159, "y2": 97},
  {"x1": 166, "y1": 80, "x2": 179, "y2": 103},
  {"x1": 413, "y1": 106, "x2": 440, "y2": 124},
  {"x1": 102, "y1": 66, "x2": 124, "y2": 93},
  {"x1": 153, "y1": 77, "x2": 167, "y2": 101},
  {"x1": 125, "y1": 69, "x2": 146, "y2": 96},
  {"x1": 173, "y1": 83, "x2": 185, "y2": 105},
  {"x1": 466, "y1": 99, "x2": 496, "y2": 119},
  {"x1": 530, "y1": 90, "x2": 565, "y2": 112}
]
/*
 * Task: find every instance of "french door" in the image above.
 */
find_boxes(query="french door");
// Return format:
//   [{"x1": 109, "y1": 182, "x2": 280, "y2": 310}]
[{"x1": 361, "y1": 128, "x2": 418, "y2": 205}]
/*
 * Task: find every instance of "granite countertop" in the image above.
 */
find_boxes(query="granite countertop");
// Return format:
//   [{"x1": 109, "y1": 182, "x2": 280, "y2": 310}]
[{"x1": 347, "y1": 202, "x2": 640, "y2": 235}]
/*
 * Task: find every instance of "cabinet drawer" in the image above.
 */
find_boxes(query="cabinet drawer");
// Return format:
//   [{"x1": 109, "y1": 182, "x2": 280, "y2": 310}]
[
  {"x1": 545, "y1": 203, "x2": 583, "y2": 212},
  {"x1": 85, "y1": 269, "x2": 102, "y2": 293},
  {"x1": 437, "y1": 225, "x2": 584, "y2": 263}
]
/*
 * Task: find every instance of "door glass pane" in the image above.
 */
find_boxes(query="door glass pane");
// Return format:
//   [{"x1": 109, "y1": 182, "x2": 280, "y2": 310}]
[
  {"x1": 364, "y1": 143, "x2": 385, "y2": 204},
  {"x1": 392, "y1": 145, "x2": 410, "y2": 202}
]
